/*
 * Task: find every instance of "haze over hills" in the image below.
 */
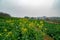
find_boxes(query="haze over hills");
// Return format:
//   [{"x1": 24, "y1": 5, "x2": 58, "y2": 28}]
[{"x1": 0, "y1": 0, "x2": 60, "y2": 17}]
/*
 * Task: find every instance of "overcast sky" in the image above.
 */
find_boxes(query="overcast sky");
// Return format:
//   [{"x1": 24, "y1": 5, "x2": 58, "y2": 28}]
[{"x1": 0, "y1": 0, "x2": 60, "y2": 17}]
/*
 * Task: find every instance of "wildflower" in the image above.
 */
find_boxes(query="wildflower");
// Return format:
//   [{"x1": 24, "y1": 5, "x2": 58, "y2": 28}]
[
  {"x1": 23, "y1": 18, "x2": 28, "y2": 21},
  {"x1": 29, "y1": 22, "x2": 35, "y2": 27},
  {"x1": 19, "y1": 22, "x2": 22, "y2": 25},
  {"x1": 41, "y1": 24, "x2": 44, "y2": 26},
  {"x1": 40, "y1": 21, "x2": 43, "y2": 24},
  {"x1": 41, "y1": 32, "x2": 45, "y2": 36},
  {"x1": 0, "y1": 34, "x2": 2, "y2": 36},
  {"x1": 45, "y1": 28, "x2": 47, "y2": 30},
  {"x1": 10, "y1": 23, "x2": 14, "y2": 25},
  {"x1": 4, "y1": 29, "x2": 7, "y2": 32},
  {"x1": 6, "y1": 35, "x2": 9, "y2": 37},
  {"x1": 6, "y1": 32, "x2": 12, "y2": 37},
  {"x1": 6, "y1": 20, "x2": 14, "y2": 23},
  {"x1": 8, "y1": 31, "x2": 12, "y2": 36},
  {"x1": 6, "y1": 20, "x2": 11, "y2": 23},
  {"x1": 35, "y1": 21, "x2": 37, "y2": 23},
  {"x1": 37, "y1": 23, "x2": 40, "y2": 26},
  {"x1": 21, "y1": 28, "x2": 27, "y2": 33},
  {"x1": 39, "y1": 24, "x2": 43, "y2": 28}
]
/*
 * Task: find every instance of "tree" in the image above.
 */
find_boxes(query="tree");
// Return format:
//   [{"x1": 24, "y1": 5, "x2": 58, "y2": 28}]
[
  {"x1": 0, "y1": 12, "x2": 11, "y2": 18},
  {"x1": 24, "y1": 16, "x2": 29, "y2": 19}
]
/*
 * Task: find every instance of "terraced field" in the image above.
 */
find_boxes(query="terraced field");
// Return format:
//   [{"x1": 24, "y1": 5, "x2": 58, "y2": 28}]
[{"x1": 0, "y1": 17, "x2": 60, "y2": 40}]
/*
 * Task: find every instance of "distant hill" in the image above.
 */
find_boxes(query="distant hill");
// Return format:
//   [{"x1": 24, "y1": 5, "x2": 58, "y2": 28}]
[{"x1": 0, "y1": 12, "x2": 11, "y2": 18}]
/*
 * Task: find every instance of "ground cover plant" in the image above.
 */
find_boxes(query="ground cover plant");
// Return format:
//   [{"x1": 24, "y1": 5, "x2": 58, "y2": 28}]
[{"x1": 0, "y1": 17, "x2": 60, "y2": 40}]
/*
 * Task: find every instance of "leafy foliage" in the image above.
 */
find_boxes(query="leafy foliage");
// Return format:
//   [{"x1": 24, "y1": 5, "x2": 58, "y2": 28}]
[{"x1": 0, "y1": 17, "x2": 60, "y2": 40}]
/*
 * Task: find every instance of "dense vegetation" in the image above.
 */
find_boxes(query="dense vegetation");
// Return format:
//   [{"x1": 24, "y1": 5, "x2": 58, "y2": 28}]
[
  {"x1": 0, "y1": 17, "x2": 60, "y2": 40},
  {"x1": 0, "y1": 12, "x2": 60, "y2": 40},
  {"x1": 0, "y1": 12, "x2": 11, "y2": 18}
]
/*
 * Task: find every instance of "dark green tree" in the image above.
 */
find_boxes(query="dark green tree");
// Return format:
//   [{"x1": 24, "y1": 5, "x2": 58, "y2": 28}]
[{"x1": 0, "y1": 12, "x2": 11, "y2": 18}]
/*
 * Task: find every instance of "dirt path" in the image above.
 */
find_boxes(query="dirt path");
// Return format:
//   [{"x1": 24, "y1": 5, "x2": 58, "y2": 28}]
[{"x1": 44, "y1": 35, "x2": 54, "y2": 40}]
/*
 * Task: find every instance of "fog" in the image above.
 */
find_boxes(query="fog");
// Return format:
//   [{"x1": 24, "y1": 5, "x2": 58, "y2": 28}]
[{"x1": 0, "y1": 0, "x2": 60, "y2": 17}]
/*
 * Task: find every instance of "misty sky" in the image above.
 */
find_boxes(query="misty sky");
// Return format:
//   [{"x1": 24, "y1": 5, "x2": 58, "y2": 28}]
[{"x1": 0, "y1": 0, "x2": 60, "y2": 17}]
